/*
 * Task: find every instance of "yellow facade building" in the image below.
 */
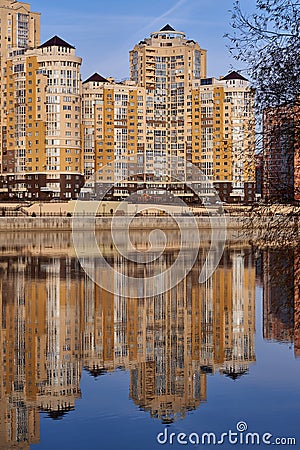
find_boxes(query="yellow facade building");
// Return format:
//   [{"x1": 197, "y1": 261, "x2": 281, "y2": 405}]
[
  {"x1": 0, "y1": 0, "x2": 40, "y2": 194},
  {"x1": 0, "y1": 242, "x2": 256, "y2": 443},
  {"x1": 128, "y1": 25, "x2": 207, "y2": 200},
  {"x1": 128, "y1": 25, "x2": 255, "y2": 203},
  {"x1": 81, "y1": 74, "x2": 146, "y2": 198},
  {"x1": 0, "y1": 6, "x2": 256, "y2": 202},
  {"x1": 1, "y1": 35, "x2": 83, "y2": 199},
  {"x1": 0, "y1": 0, "x2": 40, "y2": 55},
  {"x1": 192, "y1": 72, "x2": 255, "y2": 203}
]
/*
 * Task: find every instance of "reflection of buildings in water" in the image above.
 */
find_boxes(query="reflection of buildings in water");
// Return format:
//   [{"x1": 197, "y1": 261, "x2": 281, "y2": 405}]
[
  {"x1": 82, "y1": 284, "x2": 206, "y2": 423},
  {"x1": 129, "y1": 288, "x2": 207, "y2": 423},
  {"x1": 38, "y1": 259, "x2": 82, "y2": 419},
  {"x1": 82, "y1": 252, "x2": 209, "y2": 422},
  {"x1": 0, "y1": 263, "x2": 40, "y2": 449},
  {"x1": 263, "y1": 248, "x2": 300, "y2": 358},
  {"x1": 128, "y1": 250, "x2": 256, "y2": 421},
  {"x1": 0, "y1": 402, "x2": 38, "y2": 450},
  {"x1": 0, "y1": 245, "x2": 257, "y2": 447},
  {"x1": 255, "y1": 252, "x2": 264, "y2": 288},
  {"x1": 294, "y1": 249, "x2": 300, "y2": 357},
  {"x1": 0, "y1": 258, "x2": 83, "y2": 448},
  {"x1": 0, "y1": 232, "x2": 76, "y2": 258},
  {"x1": 220, "y1": 252, "x2": 256, "y2": 379},
  {"x1": 81, "y1": 277, "x2": 116, "y2": 376},
  {"x1": 200, "y1": 250, "x2": 256, "y2": 379},
  {"x1": 81, "y1": 248, "x2": 256, "y2": 421}
]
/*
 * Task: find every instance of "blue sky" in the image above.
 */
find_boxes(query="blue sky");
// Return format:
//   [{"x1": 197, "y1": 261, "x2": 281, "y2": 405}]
[{"x1": 29, "y1": 0, "x2": 251, "y2": 81}]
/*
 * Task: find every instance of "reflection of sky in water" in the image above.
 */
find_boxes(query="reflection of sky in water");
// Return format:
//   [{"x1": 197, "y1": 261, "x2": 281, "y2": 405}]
[{"x1": 0, "y1": 233, "x2": 299, "y2": 450}]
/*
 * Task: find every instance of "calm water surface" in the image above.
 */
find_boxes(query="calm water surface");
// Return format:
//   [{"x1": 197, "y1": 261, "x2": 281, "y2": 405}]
[{"x1": 0, "y1": 232, "x2": 299, "y2": 450}]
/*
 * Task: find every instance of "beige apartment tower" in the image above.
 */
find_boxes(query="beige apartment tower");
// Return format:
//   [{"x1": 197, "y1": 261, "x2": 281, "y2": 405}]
[
  {"x1": 0, "y1": 13, "x2": 256, "y2": 202},
  {"x1": 0, "y1": 0, "x2": 40, "y2": 55},
  {"x1": 0, "y1": 0, "x2": 40, "y2": 181},
  {"x1": 129, "y1": 24, "x2": 207, "y2": 197},
  {"x1": 128, "y1": 25, "x2": 255, "y2": 203},
  {"x1": 81, "y1": 73, "x2": 146, "y2": 198},
  {"x1": 192, "y1": 72, "x2": 255, "y2": 203},
  {"x1": 0, "y1": 36, "x2": 84, "y2": 199},
  {"x1": 80, "y1": 25, "x2": 255, "y2": 203}
]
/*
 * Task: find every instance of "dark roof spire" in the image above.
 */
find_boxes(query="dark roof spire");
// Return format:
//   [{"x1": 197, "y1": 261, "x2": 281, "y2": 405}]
[
  {"x1": 160, "y1": 24, "x2": 175, "y2": 32},
  {"x1": 83, "y1": 73, "x2": 109, "y2": 84},
  {"x1": 222, "y1": 71, "x2": 248, "y2": 81},
  {"x1": 40, "y1": 35, "x2": 75, "y2": 49}
]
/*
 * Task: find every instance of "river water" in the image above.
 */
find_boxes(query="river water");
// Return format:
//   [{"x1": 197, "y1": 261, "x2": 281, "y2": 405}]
[{"x1": 0, "y1": 231, "x2": 299, "y2": 449}]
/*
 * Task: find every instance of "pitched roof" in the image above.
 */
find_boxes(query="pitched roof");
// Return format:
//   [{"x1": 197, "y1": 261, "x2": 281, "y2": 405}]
[
  {"x1": 83, "y1": 73, "x2": 109, "y2": 84},
  {"x1": 222, "y1": 71, "x2": 248, "y2": 81},
  {"x1": 39, "y1": 35, "x2": 75, "y2": 49},
  {"x1": 160, "y1": 24, "x2": 175, "y2": 32}
]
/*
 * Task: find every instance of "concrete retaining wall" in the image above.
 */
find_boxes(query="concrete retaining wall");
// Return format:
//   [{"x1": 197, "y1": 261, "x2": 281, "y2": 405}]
[{"x1": 0, "y1": 215, "x2": 294, "y2": 231}]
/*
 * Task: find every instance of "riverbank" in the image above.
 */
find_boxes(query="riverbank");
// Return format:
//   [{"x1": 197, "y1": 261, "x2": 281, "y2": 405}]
[
  {"x1": 0, "y1": 201, "x2": 298, "y2": 241},
  {"x1": 0, "y1": 213, "x2": 297, "y2": 232}
]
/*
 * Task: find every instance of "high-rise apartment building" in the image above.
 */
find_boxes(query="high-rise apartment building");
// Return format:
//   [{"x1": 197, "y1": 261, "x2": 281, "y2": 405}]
[
  {"x1": 81, "y1": 74, "x2": 146, "y2": 198},
  {"x1": 0, "y1": 36, "x2": 83, "y2": 199},
  {"x1": 0, "y1": 0, "x2": 40, "y2": 55},
  {"x1": 0, "y1": 10, "x2": 256, "y2": 203},
  {"x1": 263, "y1": 104, "x2": 300, "y2": 203},
  {"x1": 129, "y1": 25, "x2": 207, "y2": 198},
  {"x1": 129, "y1": 25, "x2": 255, "y2": 203},
  {"x1": 0, "y1": 0, "x2": 40, "y2": 180},
  {"x1": 192, "y1": 72, "x2": 255, "y2": 203},
  {"x1": 80, "y1": 36, "x2": 255, "y2": 205}
]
